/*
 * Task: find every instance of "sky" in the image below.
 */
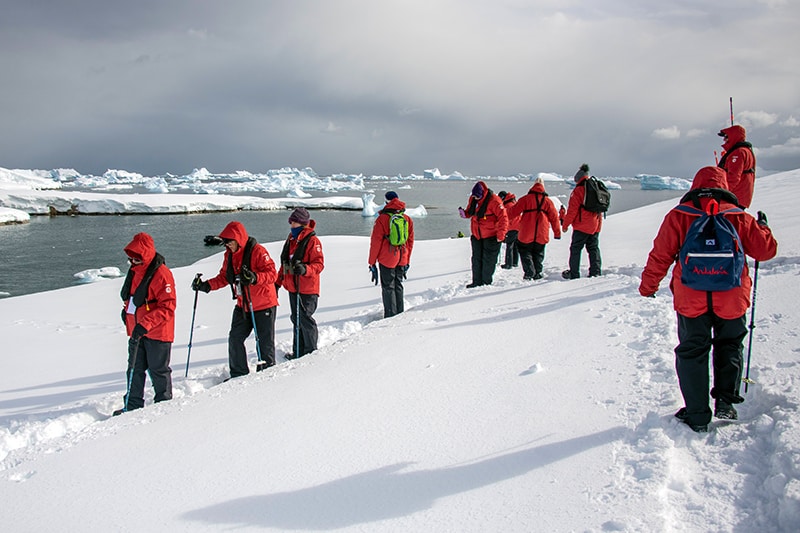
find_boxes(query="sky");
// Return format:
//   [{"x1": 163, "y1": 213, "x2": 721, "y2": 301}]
[
  {"x1": 1, "y1": 169, "x2": 799, "y2": 531},
  {"x1": 1, "y1": 1, "x2": 799, "y2": 179}
]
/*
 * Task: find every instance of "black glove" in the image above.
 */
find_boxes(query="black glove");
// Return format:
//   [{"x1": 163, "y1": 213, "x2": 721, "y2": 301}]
[
  {"x1": 369, "y1": 264, "x2": 378, "y2": 285},
  {"x1": 121, "y1": 309, "x2": 127, "y2": 325},
  {"x1": 403, "y1": 264, "x2": 410, "y2": 279},
  {"x1": 192, "y1": 278, "x2": 211, "y2": 293},
  {"x1": 131, "y1": 324, "x2": 148, "y2": 341},
  {"x1": 240, "y1": 265, "x2": 257, "y2": 286},
  {"x1": 293, "y1": 262, "x2": 307, "y2": 276},
  {"x1": 757, "y1": 211, "x2": 769, "y2": 227}
]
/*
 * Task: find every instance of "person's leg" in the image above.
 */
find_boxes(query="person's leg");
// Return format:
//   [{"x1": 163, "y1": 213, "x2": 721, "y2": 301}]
[
  {"x1": 710, "y1": 314, "x2": 748, "y2": 406},
  {"x1": 517, "y1": 241, "x2": 535, "y2": 279},
  {"x1": 532, "y1": 242, "x2": 546, "y2": 279},
  {"x1": 380, "y1": 264, "x2": 400, "y2": 317},
  {"x1": 586, "y1": 232, "x2": 602, "y2": 277},
  {"x1": 675, "y1": 313, "x2": 714, "y2": 428},
  {"x1": 567, "y1": 231, "x2": 589, "y2": 279},
  {"x1": 228, "y1": 307, "x2": 252, "y2": 377},
  {"x1": 124, "y1": 337, "x2": 148, "y2": 410},
  {"x1": 298, "y1": 293, "x2": 319, "y2": 355},
  {"x1": 481, "y1": 238, "x2": 502, "y2": 285},
  {"x1": 393, "y1": 265, "x2": 405, "y2": 314},
  {"x1": 145, "y1": 338, "x2": 173, "y2": 403},
  {"x1": 253, "y1": 306, "x2": 277, "y2": 367},
  {"x1": 469, "y1": 236, "x2": 484, "y2": 286}
]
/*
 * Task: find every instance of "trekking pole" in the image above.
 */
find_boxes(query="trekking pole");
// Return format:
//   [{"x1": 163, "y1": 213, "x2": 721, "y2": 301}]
[
  {"x1": 184, "y1": 273, "x2": 202, "y2": 378},
  {"x1": 294, "y1": 274, "x2": 301, "y2": 359},
  {"x1": 123, "y1": 336, "x2": 142, "y2": 413},
  {"x1": 742, "y1": 260, "x2": 760, "y2": 392},
  {"x1": 243, "y1": 282, "x2": 266, "y2": 369},
  {"x1": 729, "y1": 96, "x2": 734, "y2": 126}
]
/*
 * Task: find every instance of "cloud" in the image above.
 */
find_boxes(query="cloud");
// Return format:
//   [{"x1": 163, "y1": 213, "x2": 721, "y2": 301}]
[
  {"x1": 737, "y1": 110, "x2": 779, "y2": 129},
  {"x1": 321, "y1": 122, "x2": 345, "y2": 135},
  {"x1": 652, "y1": 126, "x2": 681, "y2": 140},
  {"x1": 782, "y1": 116, "x2": 799, "y2": 127},
  {"x1": 758, "y1": 137, "x2": 800, "y2": 157}
]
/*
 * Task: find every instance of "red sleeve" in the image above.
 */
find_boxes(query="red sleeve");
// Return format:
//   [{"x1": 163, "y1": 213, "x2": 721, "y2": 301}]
[
  {"x1": 368, "y1": 215, "x2": 387, "y2": 265},
  {"x1": 562, "y1": 187, "x2": 584, "y2": 230},
  {"x1": 139, "y1": 267, "x2": 176, "y2": 334},
  {"x1": 303, "y1": 236, "x2": 325, "y2": 276},
  {"x1": 639, "y1": 212, "x2": 683, "y2": 296}
]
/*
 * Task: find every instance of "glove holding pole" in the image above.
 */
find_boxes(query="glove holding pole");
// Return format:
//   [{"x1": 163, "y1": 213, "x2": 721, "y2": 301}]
[{"x1": 369, "y1": 264, "x2": 379, "y2": 286}]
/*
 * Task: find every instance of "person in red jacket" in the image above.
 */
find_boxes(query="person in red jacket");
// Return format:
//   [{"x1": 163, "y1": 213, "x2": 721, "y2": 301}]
[
  {"x1": 507, "y1": 177, "x2": 562, "y2": 280},
  {"x1": 115, "y1": 232, "x2": 176, "y2": 415},
  {"x1": 459, "y1": 181, "x2": 508, "y2": 288},
  {"x1": 718, "y1": 125, "x2": 756, "y2": 208},
  {"x1": 498, "y1": 191, "x2": 520, "y2": 269},
  {"x1": 368, "y1": 191, "x2": 415, "y2": 318},
  {"x1": 193, "y1": 221, "x2": 279, "y2": 376},
  {"x1": 639, "y1": 166, "x2": 777, "y2": 432},
  {"x1": 277, "y1": 208, "x2": 324, "y2": 359},
  {"x1": 561, "y1": 164, "x2": 603, "y2": 279}
]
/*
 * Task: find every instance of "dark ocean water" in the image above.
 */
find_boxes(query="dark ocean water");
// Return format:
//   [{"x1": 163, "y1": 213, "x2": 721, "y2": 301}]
[{"x1": 0, "y1": 179, "x2": 683, "y2": 298}]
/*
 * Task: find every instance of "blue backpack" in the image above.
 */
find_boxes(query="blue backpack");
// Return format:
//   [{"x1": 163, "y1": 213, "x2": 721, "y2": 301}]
[{"x1": 674, "y1": 202, "x2": 745, "y2": 292}]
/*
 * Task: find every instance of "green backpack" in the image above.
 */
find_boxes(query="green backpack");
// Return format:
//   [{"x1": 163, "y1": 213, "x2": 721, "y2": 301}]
[{"x1": 387, "y1": 212, "x2": 409, "y2": 246}]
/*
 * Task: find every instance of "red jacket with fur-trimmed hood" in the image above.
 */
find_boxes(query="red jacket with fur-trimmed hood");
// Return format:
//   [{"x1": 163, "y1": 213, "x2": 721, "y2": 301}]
[
  {"x1": 639, "y1": 166, "x2": 777, "y2": 319},
  {"x1": 122, "y1": 232, "x2": 176, "y2": 342},
  {"x1": 507, "y1": 182, "x2": 562, "y2": 245},
  {"x1": 718, "y1": 125, "x2": 756, "y2": 208},
  {"x1": 208, "y1": 221, "x2": 279, "y2": 311},
  {"x1": 368, "y1": 198, "x2": 415, "y2": 268}
]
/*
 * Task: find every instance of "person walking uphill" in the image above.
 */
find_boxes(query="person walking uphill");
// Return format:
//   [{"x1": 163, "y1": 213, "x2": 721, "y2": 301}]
[
  {"x1": 192, "y1": 221, "x2": 279, "y2": 377},
  {"x1": 562, "y1": 164, "x2": 602, "y2": 279},
  {"x1": 277, "y1": 208, "x2": 324, "y2": 359},
  {"x1": 369, "y1": 191, "x2": 414, "y2": 318},
  {"x1": 115, "y1": 232, "x2": 176, "y2": 416},
  {"x1": 639, "y1": 166, "x2": 777, "y2": 432},
  {"x1": 506, "y1": 177, "x2": 561, "y2": 280},
  {"x1": 718, "y1": 125, "x2": 756, "y2": 208},
  {"x1": 498, "y1": 191, "x2": 520, "y2": 269},
  {"x1": 459, "y1": 181, "x2": 508, "y2": 288}
]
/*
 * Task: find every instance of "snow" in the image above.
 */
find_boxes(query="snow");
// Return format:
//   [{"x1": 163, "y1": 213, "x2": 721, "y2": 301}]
[
  {"x1": 0, "y1": 169, "x2": 799, "y2": 531},
  {"x1": 0, "y1": 207, "x2": 29, "y2": 224}
]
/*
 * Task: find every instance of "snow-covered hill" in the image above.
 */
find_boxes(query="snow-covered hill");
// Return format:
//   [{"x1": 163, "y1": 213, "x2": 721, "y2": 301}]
[{"x1": 1, "y1": 170, "x2": 798, "y2": 531}]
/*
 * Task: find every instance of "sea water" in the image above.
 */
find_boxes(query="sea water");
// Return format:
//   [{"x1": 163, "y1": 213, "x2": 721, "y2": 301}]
[{"x1": 0, "y1": 179, "x2": 683, "y2": 298}]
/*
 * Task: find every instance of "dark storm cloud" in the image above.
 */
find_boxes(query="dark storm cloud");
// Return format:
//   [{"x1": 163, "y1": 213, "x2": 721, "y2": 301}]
[{"x1": 0, "y1": 0, "x2": 798, "y2": 177}]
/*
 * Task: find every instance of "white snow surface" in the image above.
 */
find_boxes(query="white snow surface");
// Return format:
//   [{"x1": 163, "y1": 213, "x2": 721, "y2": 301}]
[{"x1": 1, "y1": 170, "x2": 799, "y2": 532}]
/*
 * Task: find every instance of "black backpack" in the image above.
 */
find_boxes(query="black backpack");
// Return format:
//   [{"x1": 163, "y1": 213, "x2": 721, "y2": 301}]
[{"x1": 582, "y1": 176, "x2": 611, "y2": 213}]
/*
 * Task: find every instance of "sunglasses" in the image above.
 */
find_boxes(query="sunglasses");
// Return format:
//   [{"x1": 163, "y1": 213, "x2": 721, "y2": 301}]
[
  {"x1": 127, "y1": 256, "x2": 143, "y2": 265},
  {"x1": 222, "y1": 238, "x2": 237, "y2": 246}
]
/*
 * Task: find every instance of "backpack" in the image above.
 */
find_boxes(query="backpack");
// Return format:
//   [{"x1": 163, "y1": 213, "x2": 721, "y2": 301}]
[
  {"x1": 582, "y1": 176, "x2": 611, "y2": 213},
  {"x1": 674, "y1": 203, "x2": 745, "y2": 292},
  {"x1": 387, "y1": 212, "x2": 409, "y2": 246}
]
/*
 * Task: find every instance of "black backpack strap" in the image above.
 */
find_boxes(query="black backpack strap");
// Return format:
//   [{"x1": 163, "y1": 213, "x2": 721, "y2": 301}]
[{"x1": 678, "y1": 188, "x2": 742, "y2": 209}]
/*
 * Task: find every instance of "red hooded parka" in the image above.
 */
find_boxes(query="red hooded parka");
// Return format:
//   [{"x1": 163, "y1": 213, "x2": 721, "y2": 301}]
[
  {"x1": 639, "y1": 166, "x2": 777, "y2": 319},
  {"x1": 718, "y1": 125, "x2": 756, "y2": 208},
  {"x1": 208, "y1": 221, "x2": 279, "y2": 311},
  {"x1": 122, "y1": 233, "x2": 176, "y2": 342},
  {"x1": 507, "y1": 182, "x2": 562, "y2": 245},
  {"x1": 562, "y1": 174, "x2": 603, "y2": 235},
  {"x1": 464, "y1": 181, "x2": 508, "y2": 241},
  {"x1": 277, "y1": 220, "x2": 325, "y2": 295},
  {"x1": 368, "y1": 198, "x2": 415, "y2": 268}
]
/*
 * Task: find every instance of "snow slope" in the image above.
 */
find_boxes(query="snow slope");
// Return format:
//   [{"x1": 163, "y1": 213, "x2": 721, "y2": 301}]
[{"x1": 0, "y1": 170, "x2": 798, "y2": 532}]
